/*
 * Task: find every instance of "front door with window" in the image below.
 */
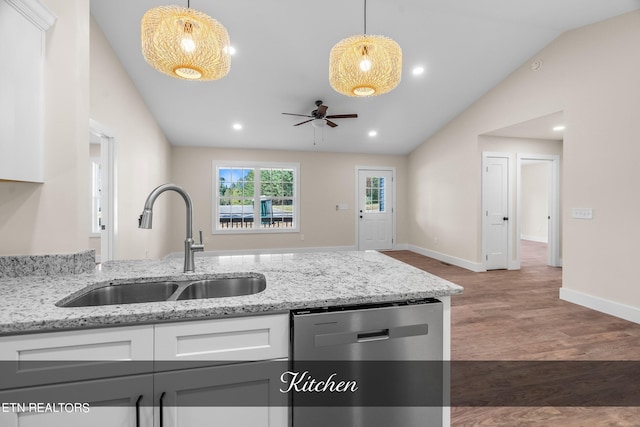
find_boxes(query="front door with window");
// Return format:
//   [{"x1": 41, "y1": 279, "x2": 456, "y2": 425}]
[{"x1": 357, "y1": 169, "x2": 394, "y2": 251}]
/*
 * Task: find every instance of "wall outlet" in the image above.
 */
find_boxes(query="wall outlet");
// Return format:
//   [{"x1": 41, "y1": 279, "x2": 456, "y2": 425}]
[{"x1": 572, "y1": 207, "x2": 593, "y2": 219}]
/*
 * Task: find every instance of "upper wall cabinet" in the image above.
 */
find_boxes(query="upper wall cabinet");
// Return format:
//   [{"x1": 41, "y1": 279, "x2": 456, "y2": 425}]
[{"x1": 0, "y1": 0, "x2": 56, "y2": 183}]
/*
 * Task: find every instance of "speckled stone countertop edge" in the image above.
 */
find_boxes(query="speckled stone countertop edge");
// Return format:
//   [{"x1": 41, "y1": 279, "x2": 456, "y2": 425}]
[
  {"x1": 0, "y1": 251, "x2": 464, "y2": 335},
  {"x1": 0, "y1": 250, "x2": 95, "y2": 278}
]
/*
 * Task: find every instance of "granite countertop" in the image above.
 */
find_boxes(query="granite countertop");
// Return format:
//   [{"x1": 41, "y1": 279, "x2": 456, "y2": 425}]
[{"x1": 0, "y1": 251, "x2": 463, "y2": 335}]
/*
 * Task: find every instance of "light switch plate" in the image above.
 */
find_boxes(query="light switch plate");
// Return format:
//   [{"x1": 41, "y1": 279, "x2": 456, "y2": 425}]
[{"x1": 572, "y1": 207, "x2": 593, "y2": 219}]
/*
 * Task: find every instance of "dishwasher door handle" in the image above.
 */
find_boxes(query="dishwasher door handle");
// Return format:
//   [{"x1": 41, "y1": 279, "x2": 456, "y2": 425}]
[
  {"x1": 357, "y1": 329, "x2": 389, "y2": 342},
  {"x1": 314, "y1": 324, "x2": 429, "y2": 347}
]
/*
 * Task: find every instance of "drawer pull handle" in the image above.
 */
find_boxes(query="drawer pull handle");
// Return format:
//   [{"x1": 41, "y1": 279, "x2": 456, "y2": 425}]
[
  {"x1": 357, "y1": 328, "x2": 389, "y2": 342},
  {"x1": 159, "y1": 392, "x2": 166, "y2": 427},
  {"x1": 135, "y1": 395, "x2": 143, "y2": 427}
]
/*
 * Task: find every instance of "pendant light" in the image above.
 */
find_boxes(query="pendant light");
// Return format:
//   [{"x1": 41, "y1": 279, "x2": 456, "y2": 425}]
[
  {"x1": 329, "y1": 0, "x2": 402, "y2": 97},
  {"x1": 141, "y1": 1, "x2": 231, "y2": 81}
]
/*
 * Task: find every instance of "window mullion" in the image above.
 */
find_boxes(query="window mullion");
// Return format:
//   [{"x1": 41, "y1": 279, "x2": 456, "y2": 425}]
[{"x1": 254, "y1": 167, "x2": 261, "y2": 228}]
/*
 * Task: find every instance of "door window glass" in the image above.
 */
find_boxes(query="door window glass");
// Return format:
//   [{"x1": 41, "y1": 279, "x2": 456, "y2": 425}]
[{"x1": 365, "y1": 176, "x2": 385, "y2": 213}]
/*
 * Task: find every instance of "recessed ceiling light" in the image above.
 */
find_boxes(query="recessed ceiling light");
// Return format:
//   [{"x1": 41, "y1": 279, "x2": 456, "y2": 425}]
[
  {"x1": 553, "y1": 125, "x2": 565, "y2": 132},
  {"x1": 368, "y1": 130, "x2": 377, "y2": 137},
  {"x1": 233, "y1": 123, "x2": 242, "y2": 130},
  {"x1": 412, "y1": 66, "x2": 425, "y2": 76}
]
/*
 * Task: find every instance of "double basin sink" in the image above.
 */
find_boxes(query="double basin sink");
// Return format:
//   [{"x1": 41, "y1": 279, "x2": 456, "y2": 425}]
[{"x1": 58, "y1": 274, "x2": 266, "y2": 308}]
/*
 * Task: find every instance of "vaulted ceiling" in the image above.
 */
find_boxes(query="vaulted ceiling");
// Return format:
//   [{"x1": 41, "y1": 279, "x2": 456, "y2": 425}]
[{"x1": 91, "y1": 0, "x2": 640, "y2": 154}]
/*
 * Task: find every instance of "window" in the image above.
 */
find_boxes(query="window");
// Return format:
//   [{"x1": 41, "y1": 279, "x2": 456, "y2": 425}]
[
  {"x1": 213, "y1": 161, "x2": 299, "y2": 233},
  {"x1": 365, "y1": 176, "x2": 386, "y2": 213}
]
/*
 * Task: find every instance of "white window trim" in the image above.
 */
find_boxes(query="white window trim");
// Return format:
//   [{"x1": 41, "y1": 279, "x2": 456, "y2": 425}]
[{"x1": 212, "y1": 160, "x2": 300, "y2": 234}]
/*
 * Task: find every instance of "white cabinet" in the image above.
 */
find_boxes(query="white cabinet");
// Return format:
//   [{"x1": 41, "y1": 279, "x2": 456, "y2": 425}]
[
  {"x1": 155, "y1": 361, "x2": 287, "y2": 427},
  {"x1": 0, "y1": 314, "x2": 289, "y2": 427},
  {"x1": 0, "y1": 325, "x2": 154, "y2": 388},
  {"x1": 154, "y1": 314, "x2": 288, "y2": 363},
  {"x1": 0, "y1": 374, "x2": 154, "y2": 427},
  {"x1": 0, "y1": 0, "x2": 56, "y2": 182},
  {"x1": 154, "y1": 314, "x2": 289, "y2": 427}
]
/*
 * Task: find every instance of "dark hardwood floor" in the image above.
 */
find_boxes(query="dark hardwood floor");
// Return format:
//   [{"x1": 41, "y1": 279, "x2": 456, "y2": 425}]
[{"x1": 384, "y1": 241, "x2": 640, "y2": 426}]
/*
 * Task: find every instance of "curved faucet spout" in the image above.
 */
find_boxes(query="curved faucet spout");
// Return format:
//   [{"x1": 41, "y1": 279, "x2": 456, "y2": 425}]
[{"x1": 138, "y1": 183, "x2": 204, "y2": 272}]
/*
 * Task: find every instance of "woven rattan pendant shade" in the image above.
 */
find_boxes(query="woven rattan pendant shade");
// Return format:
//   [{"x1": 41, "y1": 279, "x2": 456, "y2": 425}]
[
  {"x1": 329, "y1": 34, "x2": 402, "y2": 97},
  {"x1": 141, "y1": 5, "x2": 230, "y2": 81}
]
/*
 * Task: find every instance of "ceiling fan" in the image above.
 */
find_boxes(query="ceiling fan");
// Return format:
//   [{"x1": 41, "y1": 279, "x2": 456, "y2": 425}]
[{"x1": 282, "y1": 100, "x2": 358, "y2": 128}]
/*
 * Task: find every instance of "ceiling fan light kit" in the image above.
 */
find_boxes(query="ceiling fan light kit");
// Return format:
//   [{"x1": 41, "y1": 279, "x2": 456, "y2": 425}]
[
  {"x1": 141, "y1": 4, "x2": 231, "y2": 81},
  {"x1": 282, "y1": 100, "x2": 358, "y2": 129},
  {"x1": 311, "y1": 118, "x2": 326, "y2": 128}
]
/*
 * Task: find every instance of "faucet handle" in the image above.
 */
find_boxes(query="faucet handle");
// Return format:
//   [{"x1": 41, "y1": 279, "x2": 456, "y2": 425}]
[{"x1": 191, "y1": 230, "x2": 204, "y2": 253}]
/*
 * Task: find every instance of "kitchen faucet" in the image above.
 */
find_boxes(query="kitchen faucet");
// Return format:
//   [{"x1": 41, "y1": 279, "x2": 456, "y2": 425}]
[{"x1": 138, "y1": 183, "x2": 204, "y2": 272}]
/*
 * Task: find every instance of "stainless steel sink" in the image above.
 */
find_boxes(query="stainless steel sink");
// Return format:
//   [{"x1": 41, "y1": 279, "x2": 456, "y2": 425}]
[
  {"x1": 176, "y1": 277, "x2": 267, "y2": 300},
  {"x1": 60, "y1": 281, "x2": 179, "y2": 307},
  {"x1": 58, "y1": 274, "x2": 266, "y2": 307}
]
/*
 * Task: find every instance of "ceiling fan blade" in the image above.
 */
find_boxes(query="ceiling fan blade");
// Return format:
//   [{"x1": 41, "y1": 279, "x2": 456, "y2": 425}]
[
  {"x1": 282, "y1": 113, "x2": 313, "y2": 118},
  {"x1": 294, "y1": 119, "x2": 314, "y2": 126},
  {"x1": 316, "y1": 104, "x2": 328, "y2": 117},
  {"x1": 325, "y1": 114, "x2": 358, "y2": 119},
  {"x1": 325, "y1": 120, "x2": 338, "y2": 128}
]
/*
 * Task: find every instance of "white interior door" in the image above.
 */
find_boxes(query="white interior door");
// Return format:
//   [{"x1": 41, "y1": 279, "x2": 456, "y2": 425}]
[
  {"x1": 357, "y1": 169, "x2": 394, "y2": 251},
  {"x1": 482, "y1": 155, "x2": 510, "y2": 270}
]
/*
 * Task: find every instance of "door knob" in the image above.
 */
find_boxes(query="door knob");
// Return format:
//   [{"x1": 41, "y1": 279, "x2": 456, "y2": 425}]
[{"x1": 503, "y1": 217, "x2": 509, "y2": 221}]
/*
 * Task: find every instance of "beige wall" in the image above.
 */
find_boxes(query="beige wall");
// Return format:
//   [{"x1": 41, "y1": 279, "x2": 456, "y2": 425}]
[
  {"x1": 409, "y1": 11, "x2": 640, "y2": 307},
  {"x1": 0, "y1": 0, "x2": 90, "y2": 255},
  {"x1": 90, "y1": 17, "x2": 172, "y2": 259},
  {"x1": 168, "y1": 147, "x2": 408, "y2": 254}
]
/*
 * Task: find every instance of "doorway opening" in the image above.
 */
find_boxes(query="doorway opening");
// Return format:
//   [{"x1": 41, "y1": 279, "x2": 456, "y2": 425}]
[
  {"x1": 517, "y1": 154, "x2": 561, "y2": 268},
  {"x1": 89, "y1": 119, "x2": 117, "y2": 262}
]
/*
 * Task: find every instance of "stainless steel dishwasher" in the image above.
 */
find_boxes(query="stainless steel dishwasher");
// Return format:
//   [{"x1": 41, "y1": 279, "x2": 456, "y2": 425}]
[{"x1": 291, "y1": 298, "x2": 443, "y2": 427}]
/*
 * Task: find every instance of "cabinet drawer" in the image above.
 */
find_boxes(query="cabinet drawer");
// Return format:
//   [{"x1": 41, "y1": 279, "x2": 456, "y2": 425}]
[
  {"x1": 0, "y1": 325, "x2": 154, "y2": 389},
  {"x1": 154, "y1": 314, "x2": 288, "y2": 363}
]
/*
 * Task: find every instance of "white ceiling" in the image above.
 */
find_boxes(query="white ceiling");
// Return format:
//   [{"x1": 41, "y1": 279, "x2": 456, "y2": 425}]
[{"x1": 90, "y1": 0, "x2": 640, "y2": 155}]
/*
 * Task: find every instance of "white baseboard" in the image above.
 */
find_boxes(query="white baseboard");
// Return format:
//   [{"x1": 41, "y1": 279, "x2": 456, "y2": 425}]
[
  {"x1": 407, "y1": 244, "x2": 486, "y2": 272},
  {"x1": 520, "y1": 235, "x2": 548, "y2": 243},
  {"x1": 560, "y1": 288, "x2": 640, "y2": 325},
  {"x1": 165, "y1": 245, "x2": 357, "y2": 259}
]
